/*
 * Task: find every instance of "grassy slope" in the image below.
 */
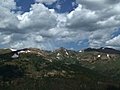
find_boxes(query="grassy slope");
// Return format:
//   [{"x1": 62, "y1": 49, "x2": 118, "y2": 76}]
[{"x1": 0, "y1": 50, "x2": 120, "y2": 90}]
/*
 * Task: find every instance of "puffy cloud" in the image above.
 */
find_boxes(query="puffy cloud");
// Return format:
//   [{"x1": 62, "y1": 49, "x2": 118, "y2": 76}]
[
  {"x1": 18, "y1": 3, "x2": 57, "y2": 32},
  {"x1": 66, "y1": 4, "x2": 98, "y2": 31},
  {"x1": 89, "y1": 29, "x2": 114, "y2": 48},
  {"x1": 0, "y1": 0, "x2": 18, "y2": 29},
  {"x1": 10, "y1": 33, "x2": 46, "y2": 49},
  {"x1": 0, "y1": 33, "x2": 12, "y2": 45},
  {"x1": 66, "y1": 3, "x2": 120, "y2": 31},
  {"x1": 1, "y1": 0, "x2": 120, "y2": 50},
  {"x1": 106, "y1": 35, "x2": 120, "y2": 49},
  {"x1": 0, "y1": 1, "x2": 58, "y2": 49},
  {"x1": 64, "y1": 1, "x2": 120, "y2": 49},
  {"x1": 0, "y1": 0, "x2": 16, "y2": 9},
  {"x1": 76, "y1": 0, "x2": 120, "y2": 10}
]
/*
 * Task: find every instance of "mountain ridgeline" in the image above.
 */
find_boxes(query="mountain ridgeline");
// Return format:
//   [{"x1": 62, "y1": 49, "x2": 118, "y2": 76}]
[{"x1": 0, "y1": 47, "x2": 120, "y2": 90}]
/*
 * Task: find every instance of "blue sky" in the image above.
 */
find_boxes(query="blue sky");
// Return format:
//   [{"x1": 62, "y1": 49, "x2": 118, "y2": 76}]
[
  {"x1": 0, "y1": 0, "x2": 120, "y2": 50},
  {"x1": 15, "y1": 0, "x2": 77, "y2": 13},
  {"x1": 15, "y1": 0, "x2": 35, "y2": 12}
]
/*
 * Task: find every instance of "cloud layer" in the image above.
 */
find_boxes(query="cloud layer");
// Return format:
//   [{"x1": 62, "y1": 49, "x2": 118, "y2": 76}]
[{"x1": 0, "y1": 0, "x2": 120, "y2": 50}]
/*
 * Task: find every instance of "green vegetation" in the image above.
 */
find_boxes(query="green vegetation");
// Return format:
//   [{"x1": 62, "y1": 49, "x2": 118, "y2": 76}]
[{"x1": 0, "y1": 48, "x2": 120, "y2": 90}]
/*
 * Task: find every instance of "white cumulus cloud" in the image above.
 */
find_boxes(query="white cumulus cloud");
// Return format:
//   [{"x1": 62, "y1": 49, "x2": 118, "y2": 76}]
[{"x1": 1, "y1": 0, "x2": 120, "y2": 50}]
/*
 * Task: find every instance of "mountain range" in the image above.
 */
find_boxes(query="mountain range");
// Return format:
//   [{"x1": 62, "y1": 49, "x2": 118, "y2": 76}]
[{"x1": 0, "y1": 47, "x2": 120, "y2": 90}]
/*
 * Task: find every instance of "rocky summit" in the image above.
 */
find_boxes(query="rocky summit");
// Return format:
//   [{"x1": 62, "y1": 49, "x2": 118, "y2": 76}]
[{"x1": 0, "y1": 47, "x2": 120, "y2": 90}]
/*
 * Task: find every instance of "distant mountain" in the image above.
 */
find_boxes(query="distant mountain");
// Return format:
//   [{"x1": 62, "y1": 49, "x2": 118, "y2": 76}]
[
  {"x1": 0, "y1": 47, "x2": 120, "y2": 90},
  {"x1": 84, "y1": 47, "x2": 120, "y2": 54}
]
